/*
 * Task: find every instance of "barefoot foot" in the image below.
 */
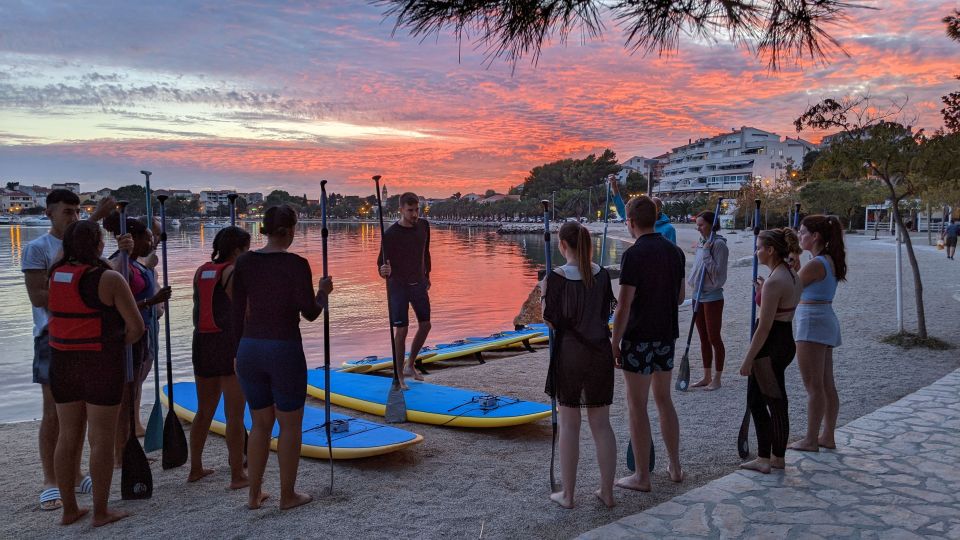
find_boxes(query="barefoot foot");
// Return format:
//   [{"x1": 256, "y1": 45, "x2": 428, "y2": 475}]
[
  {"x1": 92, "y1": 509, "x2": 129, "y2": 527},
  {"x1": 667, "y1": 464, "x2": 684, "y2": 483},
  {"x1": 817, "y1": 436, "x2": 836, "y2": 449},
  {"x1": 705, "y1": 380, "x2": 721, "y2": 391},
  {"x1": 740, "y1": 458, "x2": 771, "y2": 474},
  {"x1": 550, "y1": 491, "x2": 574, "y2": 509},
  {"x1": 615, "y1": 474, "x2": 651, "y2": 492},
  {"x1": 61, "y1": 507, "x2": 89, "y2": 526},
  {"x1": 403, "y1": 368, "x2": 424, "y2": 382},
  {"x1": 230, "y1": 472, "x2": 250, "y2": 490},
  {"x1": 789, "y1": 440, "x2": 819, "y2": 452},
  {"x1": 280, "y1": 492, "x2": 313, "y2": 510},
  {"x1": 770, "y1": 456, "x2": 785, "y2": 470},
  {"x1": 690, "y1": 378, "x2": 711, "y2": 388},
  {"x1": 594, "y1": 489, "x2": 615, "y2": 508},
  {"x1": 248, "y1": 490, "x2": 270, "y2": 510},
  {"x1": 187, "y1": 467, "x2": 215, "y2": 482}
]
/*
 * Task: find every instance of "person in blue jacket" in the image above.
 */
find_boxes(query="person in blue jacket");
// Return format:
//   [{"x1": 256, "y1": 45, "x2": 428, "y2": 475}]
[{"x1": 609, "y1": 177, "x2": 676, "y2": 244}]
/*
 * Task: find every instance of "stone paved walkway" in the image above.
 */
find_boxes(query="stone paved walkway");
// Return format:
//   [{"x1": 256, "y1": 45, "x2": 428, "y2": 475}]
[{"x1": 580, "y1": 369, "x2": 960, "y2": 539}]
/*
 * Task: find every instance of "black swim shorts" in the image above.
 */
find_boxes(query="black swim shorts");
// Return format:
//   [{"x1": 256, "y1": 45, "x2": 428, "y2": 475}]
[{"x1": 620, "y1": 339, "x2": 676, "y2": 374}]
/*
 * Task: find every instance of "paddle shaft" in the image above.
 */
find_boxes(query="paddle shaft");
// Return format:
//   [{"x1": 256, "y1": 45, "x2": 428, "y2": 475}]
[
  {"x1": 374, "y1": 177, "x2": 402, "y2": 386},
  {"x1": 141, "y1": 171, "x2": 162, "y2": 444},
  {"x1": 228, "y1": 193, "x2": 237, "y2": 226},
  {"x1": 542, "y1": 200, "x2": 560, "y2": 492},
  {"x1": 157, "y1": 197, "x2": 175, "y2": 407},
  {"x1": 118, "y1": 203, "x2": 135, "y2": 433},
  {"x1": 320, "y1": 180, "x2": 333, "y2": 488},
  {"x1": 600, "y1": 179, "x2": 610, "y2": 266},
  {"x1": 750, "y1": 199, "x2": 761, "y2": 337}
]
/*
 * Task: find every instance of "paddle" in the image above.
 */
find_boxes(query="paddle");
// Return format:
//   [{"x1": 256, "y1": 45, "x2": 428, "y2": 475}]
[
  {"x1": 541, "y1": 200, "x2": 561, "y2": 493},
  {"x1": 226, "y1": 193, "x2": 249, "y2": 463},
  {"x1": 737, "y1": 198, "x2": 763, "y2": 459},
  {"x1": 374, "y1": 175, "x2": 407, "y2": 424},
  {"x1": 320, "y1": 180, "x2": 334, "y2": 492},
  {"x1": 676, "y1": 198, "x2": 724, "y2": 392},
  {"x1": 141, "y1": 170, "x2": 164, "y2": 453},
  {"x1": 157, "y1": 195, "x2": 188, "y2": 469},
  {"x1": 599, "y1": 177, "x2": 611, "y2": 266},
  {"x1": 118, "y1": 200, "x2": 153, "y2": 500}
]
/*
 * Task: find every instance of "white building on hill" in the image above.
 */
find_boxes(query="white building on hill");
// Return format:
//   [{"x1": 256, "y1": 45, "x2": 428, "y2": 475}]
[{"x1": 653, "y1": 127, "x2": 816, "y2": 198}]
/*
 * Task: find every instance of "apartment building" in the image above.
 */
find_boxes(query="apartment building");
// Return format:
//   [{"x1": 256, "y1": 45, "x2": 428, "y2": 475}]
[
  {"x1": 653, "y1": 127, "x2": 816, "y2": 197},
  {"x1": 199, "y1": 190, "x2": 237, "y2": 213}
]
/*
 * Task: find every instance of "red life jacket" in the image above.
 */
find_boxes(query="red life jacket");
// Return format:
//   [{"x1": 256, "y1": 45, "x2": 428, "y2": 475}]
[
  {"x1": 196, "y1": 261, "x2": 231, "y2": 333},
  {"x1": 48, "y1": 264, "x2": 104, "y2": 352}
]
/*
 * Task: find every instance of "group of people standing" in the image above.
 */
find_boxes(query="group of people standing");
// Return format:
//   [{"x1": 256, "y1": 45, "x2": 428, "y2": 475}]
[
  {"x1": 541, "y1": 192, "x2": 846, "y2": 509},
  {"x1": 22, "y1": 189, "x2": 432, "y2": 526}
]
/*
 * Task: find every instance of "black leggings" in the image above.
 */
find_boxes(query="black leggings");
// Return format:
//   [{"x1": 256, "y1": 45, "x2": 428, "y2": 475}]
[{"x1": 748, "y1": 320, "x2": 795, "y2": 459}]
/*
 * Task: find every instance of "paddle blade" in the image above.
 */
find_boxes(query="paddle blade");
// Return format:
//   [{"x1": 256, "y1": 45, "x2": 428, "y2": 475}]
[
  {"x1": 143, "y1": 403, "x2": 164, "y2": 453},
  {"x1": 384, "y1": 383, "x2": 407, "y2": 424},
  {"x1": 162, "y1": 411, "x2": 188, "y2": 469},
  {"x1": 675, "y1": 352, "x2": 690, "y2": 392},
  {"x1": 737, "y1": 407, "x2": 751, "y2": 459},
  {"x1": 649, "y1": 441, "x2": 656, "y2": 472},
  {"x1": 626, "y1": 440, "x2": 635, "y2": 472},
  {"x1": 121, "y1": 435, "x2": 153, "y2": 500}
]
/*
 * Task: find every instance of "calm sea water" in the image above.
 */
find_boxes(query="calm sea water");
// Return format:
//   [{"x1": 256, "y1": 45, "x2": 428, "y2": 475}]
[{"x1": 0, "y1": 222, "x2": 625, "y2": 422}]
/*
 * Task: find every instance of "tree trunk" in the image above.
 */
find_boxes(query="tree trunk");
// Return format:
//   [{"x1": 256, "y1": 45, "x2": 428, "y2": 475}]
[{"x1": 888, "y1": 191, "x2": 927, "y2": 339}]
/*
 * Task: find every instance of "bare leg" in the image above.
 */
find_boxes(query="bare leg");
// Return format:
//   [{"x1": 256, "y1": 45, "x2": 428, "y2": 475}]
[
  {"x1": 586, "y1": 406, "x2": 616, "y2": 508},
  {"x1": 691, "y1": 368, "x2": 712, "y2": 388},
  {"x1": 134, "y1": 359, "x2": 150, "y2": 436},
  {"x1": 40, "y1": 385, "x2": 60, "y2": 493},
  {"x1": 691, "y1": 310, "x2": 712, "y2": 388},
  {"x1": 87, "y1": 404, "x2": 127, "y2": 527},
  {"x1": 222, "y1": 375, "x2": 249, "y2": 488},
  {"x1": 706, "y1": 371, "x2": 722, "y2": 391},
  {"x1": 246, "y1": 406, "x2": 274, "y2": 509},
  {"x1": 406, "y1": 321, "x2": 431, "y2": 381},
  {"x1": 616, "y1": 371, "x2": 652, "y2": 492},
  {"x1": 393, "y1": 326, "x2": 409, "y2": 389},
  {"x1": 114, "y1": 384, "x2": 131, "y2": 468},
  {"x1": 819, "y1": 349, "x2": 839, "y2": 449},
  {"x1": 740, "y1": 457, "x2": 772, "y2": 473},
  {"x1": 651, "y1": 371, "x2": 682, "y2": 482},
  {"x1": 276, "y1": 407, "x2": 311, "y2": 510},
  {"x1": 550, "y1": 406, "x2": 580, "y2": 509},
  {"x1": 791, "y1": 341, "x2": 824, "y2": 452},
  {"x1": 54, "y1": 402, "x2": 87, "y2": 525},
  {"x1": 188, "y1": 376, "x2": 220, "y2": 482}
]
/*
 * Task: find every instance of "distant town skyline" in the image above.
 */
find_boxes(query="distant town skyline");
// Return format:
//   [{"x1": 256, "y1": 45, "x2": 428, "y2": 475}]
[{"x1": 0, "y1": 1, "x2": 955, "y2": 198}]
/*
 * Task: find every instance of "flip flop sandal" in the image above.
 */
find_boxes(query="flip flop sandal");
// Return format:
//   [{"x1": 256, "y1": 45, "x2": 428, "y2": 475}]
[
  {"x1": 39, "y1": 487, "x2": 62, "y2": 511},
  {"x1": 75, "y1": 475, "x2": 93, "y2": 495}
]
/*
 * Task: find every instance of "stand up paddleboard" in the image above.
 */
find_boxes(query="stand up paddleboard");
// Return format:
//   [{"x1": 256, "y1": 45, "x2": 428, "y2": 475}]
[
  {"x1": 162, "y1": 382, "x2": 422, "y2": 459},
  {"x1": 340, "y1": 351, "x2": 437, "y2": 374},
  {"x1": 341, "y1": 331, "x2": 542, "y2": 373},
  {"x1": 306, "y1": 369, "x2": 551, "y2": 428}
]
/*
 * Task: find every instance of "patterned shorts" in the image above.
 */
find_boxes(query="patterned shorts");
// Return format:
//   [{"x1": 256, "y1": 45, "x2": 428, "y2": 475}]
[{"x1": 621, "y1": 339, "x2": 676, "y2": 374}]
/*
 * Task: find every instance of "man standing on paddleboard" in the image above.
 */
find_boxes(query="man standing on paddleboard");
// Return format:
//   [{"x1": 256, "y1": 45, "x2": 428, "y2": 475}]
[{"x1": 378, "y1": 192, "x2": 431, "y2": 387}]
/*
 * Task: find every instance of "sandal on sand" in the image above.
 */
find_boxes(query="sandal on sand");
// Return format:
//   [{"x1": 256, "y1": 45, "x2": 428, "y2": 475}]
[
  {"x1": 40, "y1": 487, "x2": 62, "y2": 511},
  {"x1": 76, "y1": 475, "x2": 93, "y2": 495}
]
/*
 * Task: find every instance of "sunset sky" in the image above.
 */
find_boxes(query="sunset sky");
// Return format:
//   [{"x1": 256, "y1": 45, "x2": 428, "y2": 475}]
[{"x1": 1, "y1": 1, "x2": 956, "y2": 198}]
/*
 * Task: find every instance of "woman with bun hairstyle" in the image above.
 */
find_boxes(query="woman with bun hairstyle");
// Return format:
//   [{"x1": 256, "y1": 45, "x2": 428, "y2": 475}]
[
  {"x1": 542, "y1": 221, "x2": 617, "y2": 509},
  {"x1": 231, "y1": 204, "x2": 333, "y2": 510},
  {"x1": 738, "y1": 228, "x2": 803, "y2": 473},
  {"x1": 689, "y1": 210, "x2": 729, "y2": 390},
  {"x1": 189, "y1": 226, "x2": 251, "y2": 487},
  {"x1": 48, "y1": 220, "x2": 144, "y2": 526},
  {"x1": 790, "y1": 215, "x2": 846, "y2": 452}
]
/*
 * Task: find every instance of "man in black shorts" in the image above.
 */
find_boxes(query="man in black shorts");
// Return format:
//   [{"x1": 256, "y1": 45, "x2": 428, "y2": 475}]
[
  {"x1": 378, "y1": 192, "x2": 431, "y2": 387},
  {"x1": 611, "y1": 195, "x2": 686, "y2": 492}
]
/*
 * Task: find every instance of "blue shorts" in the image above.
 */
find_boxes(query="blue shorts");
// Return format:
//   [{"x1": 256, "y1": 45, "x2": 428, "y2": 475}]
[
  {"x1": 236, "y1": 338, "x2": 306, "y2": 412},
  {"x1": 388, "y1": 281, "x2": 430, "y2": 328},
  {"x1": 620, "y1": 339, "x2": 676, "y2": 374},
  {"x1": 33, "y1": 331, "x2": 52, "y2": 385}
]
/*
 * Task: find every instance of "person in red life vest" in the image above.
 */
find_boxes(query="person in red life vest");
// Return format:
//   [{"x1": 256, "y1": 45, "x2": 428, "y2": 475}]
[
  {"x1": 47, "y1": 220, "x2": 145, "y2": 527},
  {"x1": 189, "y1": 226, "x2": 251, "y2": 487},
  {"x1": 103, "y1": 213, "x2": 172, "y2": 466}
]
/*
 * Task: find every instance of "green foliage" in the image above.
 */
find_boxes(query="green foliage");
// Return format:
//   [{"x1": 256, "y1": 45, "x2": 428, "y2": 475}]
[
  {"x1": 265, "y1": 190, "x2": 305, "y2": 208},
  {"x1": 624, "y1": 171, "x2": 647, "y2": 196},
  {"x1": 798, "y1": 179, "x2": 872, "y2": 230},
  {"x1": 521, "y1": 149, "x2": 621, "y2": 203},
  {"x1": 110, "y1": 185, "x2": 147, "y2": 215}
]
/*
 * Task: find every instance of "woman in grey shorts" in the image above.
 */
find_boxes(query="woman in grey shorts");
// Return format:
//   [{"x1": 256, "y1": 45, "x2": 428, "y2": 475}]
[{"x1": 791, "y1": 215, "x2": 846, "y2": 452}]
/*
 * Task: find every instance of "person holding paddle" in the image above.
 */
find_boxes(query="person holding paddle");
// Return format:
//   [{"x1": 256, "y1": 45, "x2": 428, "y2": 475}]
[
  {"x1": 541, "y1": 222, "x2": 617, "y2": 509},
  {"x1": 611, "y1": 196, "x2": 686, "y2": 491},
  {"x1": 738, "y1": 228, "x2": 803, "y2": 473},
  {"x1": 231, "y1": 204, "x2": 332, "y2": 510},
  {"x1": 377, "y1": 192, "x2": 431, "y2": 387},
  {"x1": 189, "y1": 226, "x2": 251, "y2": 487},
  {"x1": 790, "y1": 215, "x2": 846, "y2": 452},
  {"x1": 47, "y1": 220, "x2": 145, "y2": 526},
  {"x1": 689, "y1": 210, "x2": 729, "y2": 390}
]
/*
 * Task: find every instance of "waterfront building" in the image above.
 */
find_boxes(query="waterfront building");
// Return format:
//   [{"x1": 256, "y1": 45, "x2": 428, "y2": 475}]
[
  {"x1": 199, "y1": 190, "x2": 237, "y2": 214},
  {"x1": 51, "y1": 182, "x2": 80, "y2": 193},
  {"x1": 0, "y1": 189, "x2": 36, "y2": 213}
]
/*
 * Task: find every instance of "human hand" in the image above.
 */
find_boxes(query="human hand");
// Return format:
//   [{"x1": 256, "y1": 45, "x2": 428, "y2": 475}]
[
  {"x1": 754, "y1": 276, "x2": 765, "y2": 289},
  {"x1": 318, "y1": 276, "x2": 333, "y2": 295},
  {"x1": 149, "y1": 286, "x2": 172, "y2": 306},
  {"x1": 116, "y1": 233, "x2": 134, "y2": 254},
  {"x1": 425, "y1": 278, "x2": 431, "y2": 291},
  {"x1": 739, "y1": 357, "x2": 753, "y2": 377},
  {"x1": 91, "y1": 196, "x2": 116, "y2": 221},
  {"x1": 612, "y1": 342, "x2": 622, "y2": 369},
  {"x1": 379, "y1": 260, "x2": 391, "y2": 278}
]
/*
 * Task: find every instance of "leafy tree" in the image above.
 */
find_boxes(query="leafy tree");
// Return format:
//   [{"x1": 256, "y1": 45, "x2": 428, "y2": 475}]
[
  {"x1": 522, "y1": 149, "x2": 620, "y2": 204},
  {"x1": 111, "y1": 185, "x2": 147, "y2": 215},
  {"x1": 798, "y1": 179, "x2": 875, "y2": 231},
  {"x1": 484, "y1": 189, "x2": 497, "y2": 197},
  {"x1": 623, "y1": 171, "x2": 647, "y2": 196},
  {"x1": 380, "y1": 0, "x2": 860, "y2": 69},
  {"x1": 451, "y1": 192, "x2": 461, "y2": 199}
]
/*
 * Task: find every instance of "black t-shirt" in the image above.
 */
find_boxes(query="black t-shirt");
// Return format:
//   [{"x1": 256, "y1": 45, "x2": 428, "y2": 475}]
[
  {"x1": 231, "y1": 251, "x2": 325, "y2": 341},
  {"x1": 377, "y1": 219, "x2": 431, "y2": 285},
  {"x1": 619, "y1": 233, "x2": 686, "y2": 342}
]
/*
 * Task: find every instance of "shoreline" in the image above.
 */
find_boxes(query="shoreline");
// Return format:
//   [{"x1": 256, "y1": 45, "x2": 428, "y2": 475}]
[{"x1": 1, "y1": 224, "x2": 958, "y2": 538}]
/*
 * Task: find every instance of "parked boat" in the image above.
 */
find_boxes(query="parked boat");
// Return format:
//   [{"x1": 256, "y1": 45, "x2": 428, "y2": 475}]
[{"x1": 20, "y1": 216, "x2": 51, "y2": 227}]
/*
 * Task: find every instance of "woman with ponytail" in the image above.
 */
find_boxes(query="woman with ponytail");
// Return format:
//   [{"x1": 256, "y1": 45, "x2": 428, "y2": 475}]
[
  {"x1": 189, "y1": 226, "x2": 251, "y2": 487},
  {"x1": 541, "y1": 222, "x2": 617, "y2": 509},
  {"x1": 738, "y1": 228, "x2": 803, "y2": 473},
  {"x1": 791, "y1": 215, "x2": 846, "y2": 452}
]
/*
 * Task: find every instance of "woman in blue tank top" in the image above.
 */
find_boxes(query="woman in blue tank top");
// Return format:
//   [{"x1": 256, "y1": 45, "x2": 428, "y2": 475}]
[{"x1": 791, "y1": 215, "x2": 846, "y2": 453}]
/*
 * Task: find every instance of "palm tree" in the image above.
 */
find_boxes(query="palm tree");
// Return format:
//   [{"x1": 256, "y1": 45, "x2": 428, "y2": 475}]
[{"x1": 378, "y1": 0, "x2": 864, "y2": 69}]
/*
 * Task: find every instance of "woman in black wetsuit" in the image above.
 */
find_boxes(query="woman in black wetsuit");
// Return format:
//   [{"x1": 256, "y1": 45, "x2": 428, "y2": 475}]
[
  {"x1": 232, "y1": 205, "x2": 333, "y2": 510},
  {"x1": 738, "y1": 228, "x2": 803, "y2": 473},
  {"x1": 189, "y1": 226, "x2": 251, "y2": 488}
]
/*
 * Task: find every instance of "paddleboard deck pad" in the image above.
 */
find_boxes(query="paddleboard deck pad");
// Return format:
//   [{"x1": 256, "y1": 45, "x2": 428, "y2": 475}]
[
  {"x1": 162, "y1": 382, "x2": 422, "y2": 459},
  {"x1": 306, "y1": 369, "x2": 551, "y2": 428},
  {"x1": 342, "y1": 331, "x2": 543, "y2": 373},
  {"x1": 339, "y1": 351, "x2": 437, "y2": 374}
]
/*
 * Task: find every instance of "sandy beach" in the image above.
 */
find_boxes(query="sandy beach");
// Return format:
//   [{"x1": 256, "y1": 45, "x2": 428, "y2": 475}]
[{"x1": 1, "y1": 223, "x2": 958, "y2": 539}]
